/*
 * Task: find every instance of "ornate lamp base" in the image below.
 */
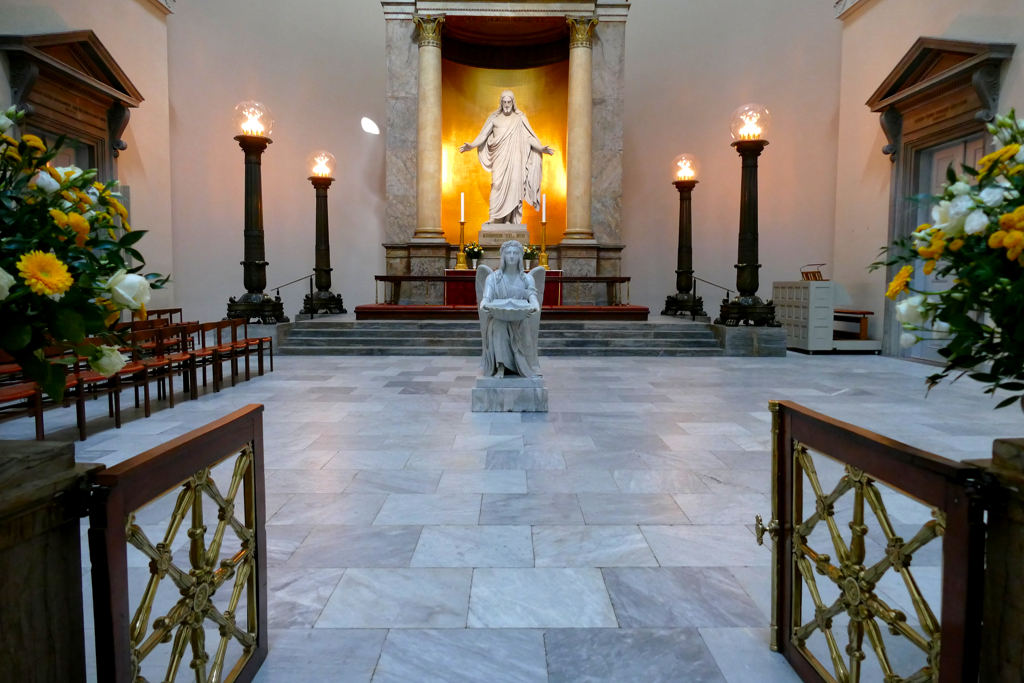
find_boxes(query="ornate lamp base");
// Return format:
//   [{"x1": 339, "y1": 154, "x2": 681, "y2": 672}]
[
  {"x1": 661, "y1": 291, "x2": 706, "y2": 318},
  {"x1": 715, "y1": 296, "x2": 780, "y2": 327},
  {"x1": 227, "y1": 293, "x2": 289, "y2": 324},
  {"x1": 300, "y1": 290, "x2": 346, "y2": 316},
  {"x1": 538, "y1": 252, "x2": 549, "y2": 269},
  {"x1": 455, "y1": 251, "x2": 469, "y2": 270}
]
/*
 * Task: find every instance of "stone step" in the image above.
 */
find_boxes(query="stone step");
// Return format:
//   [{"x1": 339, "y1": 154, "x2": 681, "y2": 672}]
[
  {"x1": 278, "y1": 345, "x2": 725, "y2": 357},
  {"x1": 287, "y1": 329, "x2": 714, "y2": 341},
  {"x1": 291, "y1": 320, "x2": 704, "y2": 332}
]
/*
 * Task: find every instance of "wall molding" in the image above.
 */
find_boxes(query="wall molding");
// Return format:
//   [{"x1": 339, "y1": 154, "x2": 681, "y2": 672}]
[
  {"x1": 140, "y1": 0, "x2": 174, "y2": 16},
  {"x1": 834, "y1": 0, "x2": 870, "y2": 20}
]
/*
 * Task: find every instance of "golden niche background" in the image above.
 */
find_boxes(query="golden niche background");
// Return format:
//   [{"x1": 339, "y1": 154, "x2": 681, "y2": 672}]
[{"x1": 441, "y1": 58, "x2": 569, "y2": 247}]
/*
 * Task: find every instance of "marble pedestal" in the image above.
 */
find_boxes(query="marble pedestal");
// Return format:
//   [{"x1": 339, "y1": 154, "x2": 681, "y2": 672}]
[
  {"x1": 472, "y1": 377, "x2": 548, "y2": 412},
  {"x1": 478, "y1": 224, "x2": 530, "y2": 248}
]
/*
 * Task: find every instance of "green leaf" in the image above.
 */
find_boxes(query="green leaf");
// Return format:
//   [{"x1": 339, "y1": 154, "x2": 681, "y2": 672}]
[
  {"x1": 946, "y1": 164, "x2": 957, "y2": 184},
  {"x1": 118, "y1": 230, "x2": 147, "y2": 248},
  {"x1": 996, "y1": 395, "x2": 1021, "y2": 409},
  {"x1": 0, "y1": 321, "x2": 32, "y2": 351},
  {"x1": 999, "y1": 382, "x2": 1024, "y2": 391},
  {"x1": 50, "y1": 308, "x2": 87, "y2": 344},
  {"x1": 15, "y1": 351, "x2": 66, "y2": 402}
]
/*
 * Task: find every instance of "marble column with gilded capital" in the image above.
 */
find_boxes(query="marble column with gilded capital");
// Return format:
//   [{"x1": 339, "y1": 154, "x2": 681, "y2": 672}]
[
  {"x1": 564, "y1": 17, "x2": 598, "y2": 243},
  {"x1": 413, "y1": 14, "x2": 444, "y2": 241}
]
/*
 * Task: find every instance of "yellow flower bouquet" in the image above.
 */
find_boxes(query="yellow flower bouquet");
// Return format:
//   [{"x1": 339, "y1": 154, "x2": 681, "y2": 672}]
[
  {"x1": 0, "y1": 107, "x2": 167, "y2": 400},
  {"x1": 873, "y1": 109, "x2": 1024, "y2": 408}
]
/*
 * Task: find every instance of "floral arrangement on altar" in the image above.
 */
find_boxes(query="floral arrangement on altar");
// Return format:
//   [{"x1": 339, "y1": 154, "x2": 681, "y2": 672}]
[
  {"x1": 523, "y1": 244, "x2": 539, "y2": 261},
  {"x1": 873, "y1": 109, "x2": 1024, "y2": 409},
  {"x1": 0, "y1": 107, "x2": 167, "y2": 400},
  {"x1": 465, "y1": 241, "x2": 483, "y2": 259}
]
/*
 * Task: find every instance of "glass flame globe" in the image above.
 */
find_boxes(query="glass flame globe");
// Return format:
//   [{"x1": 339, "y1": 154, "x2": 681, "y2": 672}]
[
  {"x1": 233, "y1": 101, "x2": 274, "y2": 138},
  {"x1": 671, "y1": 153, "x2": 700, "y2": 181},
  {"x1": 730, "y1": 103, "x2": 770, "y2": 142},
  {"x1": 307, "y1": 150, "x2": 336, "y2": 178}
]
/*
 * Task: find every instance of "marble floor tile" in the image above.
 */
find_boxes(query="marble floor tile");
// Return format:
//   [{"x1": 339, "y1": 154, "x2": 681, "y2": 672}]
[
  {"x1": 345, "y1": 470, "x2": 442, "y2": 494},
  {"x1": 603, "y1": 567, "x2": 766, "y2": 628},
  {"x1": 485, "y1": 449, "x2": 567, "y2": 469},
  {"x1": 699, "y1": 628, "x2": 802, "y2": 683},
  {"x1": 480, "y1": 494, "x2": 585, "y2": 525},
  {"x1": 641, "y1": 525, "x2": 769, "y2": 567},
  {"x1": 263, "y1": 449, "x2": 338, "y2": 469},
  {"x1": 268, "y1": 493, "x2": 388, "y2": 526},
  {"x1": 639, "y1": 450, "x2": 729, "y2": 470},
  {"x1": 455, "y1": 434, "x2": 525, "y2": 450},
  {"x1": 678, "y1": 422, "x2": 752, "y2": 436},
  {"x1": 371, "y1": 629, "x2": 547, "y2": 683},
  {"x1": 266, "y1": 567, "x2": 344, "y2": 628},
  {"x1": 613, "y1": 469, "x2": 711, "y2": 494},
  {"x1": 545, "y1": 628, "x2": 727, "y2": 683},
  {"x1": 672, "y1": 493, "x2": 771, "y2": 525},
  {"x1": 563, "y1": 450, "x2": 648, "y2": 470},
  {"x1": 316, "y1": 568, "x2": 472, "y2": 628},
  {"x1": 577, "y1": 494, "x2": 689, "y2": 525},
  {"x1": 373, "y1": 494, "x2": 482, "y2": 525},
  {"x1": 405, "y1": 450, "x2": 487, "y2": 469},
  {"x1": 468, "y1": 568, "x2": 617, "y2": 627},
  {"x1": 322, "y1": 451, "x2": 412, "y2": 469},
  {"x1": 662, "y1": 435, "x2": 748, "y2": 451},
  {"x1": 265, "y1": 525, "x2": 312, "y2": 565},
  {"x1": 696, "y1": 469, "x2": 772, "y2": 495},
  {"x1": 526, "y1": 469, "x2": 619, "y2": 493},
  {"x1": 710, "y1": 450, "x2": 771, "y2": 470},
  {"x1": 287, "y1": 525, "x2": 422, "y2": 568},
  {"x1": 533, "y1": 525, "x2": 658, "y2": 567},
  {"x1": 728, "y1": 566, "x2": 772, "y2": 622},
  {"x1": 436, "y1": 470, "x2": 527, "y2": 493},
  {"x1": 309, "y1": 434, "x2": 387, "y2": 451},
  {"x1": 252, "y1": 629, "x2": 386, "y2": 683},
  {"x1": 411, "y1": 525, "x2": 534, "y2": 567},
  {"x1": 264, "y1": 469, "x2": 358, "y2": 494}
]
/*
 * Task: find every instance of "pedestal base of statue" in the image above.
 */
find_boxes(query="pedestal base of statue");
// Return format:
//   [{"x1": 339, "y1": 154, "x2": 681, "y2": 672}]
[
  {"x1": 472, "y1": 376, "x2": 548, "y2": 413},
  {"x1": 478, "y1": 224, "x2": 530, "y2": 247},
  {"x1": 661, "y1": 292, "x2": 706, "y2": 318},
  {"x1": 714, "y1": 296, "x2": 780, "y2": 328},
  {"x1": 711, "y1": 323, "x2": 787, "y2": 357},
  {"x1": 300, "y1": 291, "x2": 346, "y2": 316},
  {"x1": 227, "y1": 292, "x2": 289, "y2": 324}
]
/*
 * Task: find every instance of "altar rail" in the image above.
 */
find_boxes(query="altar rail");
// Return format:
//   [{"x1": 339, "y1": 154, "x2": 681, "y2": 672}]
[
  {"x1": 758, "y1": 401, "x2": 985, "y2": 683},
  {"x1": 88, "y1": 405, "x2": 268, "y2": 683},
  {"x1": 374, "y1": 274, "x2": 631, "y2": 306}
]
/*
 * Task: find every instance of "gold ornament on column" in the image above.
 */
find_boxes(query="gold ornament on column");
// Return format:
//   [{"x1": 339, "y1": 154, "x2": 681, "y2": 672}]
[
  {"x1": 413, "y1": 14, "x2": 444, "y2": 47},
  {"x1": 567, "y1": 17, "x2": 598, "y2": 48}
]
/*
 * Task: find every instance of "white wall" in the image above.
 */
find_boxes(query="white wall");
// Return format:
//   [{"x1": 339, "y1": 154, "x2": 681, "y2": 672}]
[
  {"x1": 166, "y1": 0, "x2": 386, "y2": 323},
  {"x1": 834, "y1": 0, "x2": 1024, "y2": 341},
  {"x1": 621, "y1": 0, "x2": 843, "y2": 321},
  {"x1": 0, "y1": 0, "x2": 176, "y2": 309}
]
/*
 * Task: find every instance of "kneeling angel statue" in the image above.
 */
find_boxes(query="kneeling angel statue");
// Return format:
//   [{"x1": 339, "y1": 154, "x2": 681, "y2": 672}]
[{"x1": 476, "y1": 240, "x2": 546, "y2": 378}]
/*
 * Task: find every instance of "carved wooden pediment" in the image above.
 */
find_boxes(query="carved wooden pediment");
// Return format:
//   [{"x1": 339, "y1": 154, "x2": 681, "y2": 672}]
[{"x1": 865, "y1": 37, "x2": 1014, "y2": 159}]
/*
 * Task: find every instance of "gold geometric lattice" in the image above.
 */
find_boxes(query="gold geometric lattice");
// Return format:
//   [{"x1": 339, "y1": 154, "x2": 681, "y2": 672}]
[
  {"x1": 791, "y1": 441, "x2": 944, "y2": 683},
  {"x1": 124, "y1": 445, "x2": 257, "y2": 683}
]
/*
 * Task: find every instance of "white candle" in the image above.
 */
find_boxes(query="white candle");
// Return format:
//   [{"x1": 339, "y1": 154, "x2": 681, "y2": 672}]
[
  {"x1": 460, "y1": 193, "x2": 465, "y2": 222},
  {"x1": 542, "y1": 194, "x2": 546, "y2": 222}
]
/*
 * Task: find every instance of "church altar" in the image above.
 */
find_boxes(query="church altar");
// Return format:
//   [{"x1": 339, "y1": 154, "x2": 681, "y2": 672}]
[{"x1": 444, "y1": 269, "x2": 562, "y2": 306}]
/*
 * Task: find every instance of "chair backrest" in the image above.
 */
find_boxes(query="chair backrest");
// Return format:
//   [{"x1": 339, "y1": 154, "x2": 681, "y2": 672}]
[
  {"x1": 200, "y1": 322, "x2": 220, "y2": 348},
  {"x1": 229, "y1": 318, "x2": 246, "y2": 342}
]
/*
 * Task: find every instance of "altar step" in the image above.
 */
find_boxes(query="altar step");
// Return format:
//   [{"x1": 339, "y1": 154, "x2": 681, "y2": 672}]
[{"x1": 279, "y1": 320, "x2": 725, "y2": 357}]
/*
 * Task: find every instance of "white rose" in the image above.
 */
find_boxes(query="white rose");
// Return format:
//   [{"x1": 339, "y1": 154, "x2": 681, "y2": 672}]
[
  {"x1": 0, "y1": 266, "x2": 15, "y2": 300},
  {"x1": 932, "y1": 201, "x2": 950, "y2": 225},
  {"x1": 964, "y1": 209, "x2": 990, "y2": 235},
  {"x1": 896, "y1": 294, "x2": 927, "y2": 326},
  {"x1": 54, "y1": 166, "x2": 83, "y2": 182},
  {"x1": 105, "y1": 270, "x2": 151, "y2": 310},
  {"x1": 0, "y1": 115, "x2": 11, "y2": 133},
  {"x1": 979, "y1": 186, "x2": 1005, "y2": 207},
  {"x1": 84, "y1": 186, "x2": 99, "y2": 205},
  {"x1": 31, "y1": 170, "x2": 61, "y2": 195},
  {"x1": 89, "y1": 345, "x2": 127, "y2": 377},
  {"x1": 932, "y1": 321, "x2": 951, "y2": 334},
  {"x1": 949, "y1": 194, "x2": 975, "y2": 218},
  {"x1": 949, "y1": 181, "x2": 971, "y2": 196},
  {"x1": 899, "y1": 332, "x2": 918, "y2": 349},
  {"x1": 997, "y1": 128, "x2": 1014, "y2": 144}
]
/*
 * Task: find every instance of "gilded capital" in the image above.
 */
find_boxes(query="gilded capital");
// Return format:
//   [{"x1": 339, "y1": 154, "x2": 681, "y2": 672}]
[
  {"x1": 567, "y1": 17, "x2": 598, "y2": 49},
  {"x1": 413, "y1": 15, "x2": 444, "y2": 48}
]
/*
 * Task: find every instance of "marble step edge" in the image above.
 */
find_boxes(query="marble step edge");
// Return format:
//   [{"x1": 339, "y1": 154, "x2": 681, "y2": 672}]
[
  {"x1": 284, "y1": 337, "x2": 720, "y2": 349},
  {"x1": 278, "y1": 346, "x2": 725, "y2": 357},
  {"x1": 286, "y1": 330, "x2": 716, "y2": 340},
  {"x1": 292, "y1": 321, "x2": 711, "y2": 331}
]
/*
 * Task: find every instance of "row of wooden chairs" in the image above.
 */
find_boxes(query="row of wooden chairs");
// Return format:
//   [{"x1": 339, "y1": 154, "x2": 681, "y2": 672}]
[{"x1": 0, "y1": 318, "x2": 274, "y2": 441}]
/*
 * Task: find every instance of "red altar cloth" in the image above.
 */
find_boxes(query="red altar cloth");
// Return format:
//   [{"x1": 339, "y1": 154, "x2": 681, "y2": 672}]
[{"x1": 444, "y1": 269, "x2": 562, "y2": 306}]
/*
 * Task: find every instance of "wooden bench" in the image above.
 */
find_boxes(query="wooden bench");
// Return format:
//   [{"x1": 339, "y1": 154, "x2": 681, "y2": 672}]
[{"x1": 833, "y1": 308, "x2": 873, "y2": 340}]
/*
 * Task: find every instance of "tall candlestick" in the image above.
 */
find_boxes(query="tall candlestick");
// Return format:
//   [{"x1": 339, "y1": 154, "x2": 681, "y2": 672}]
[
  {"x1": 460, "y1": 192, "x2": 465, "y2": 222},
  {"x1": 542, "y1": 194, "x2": 546, "y2": 222}
]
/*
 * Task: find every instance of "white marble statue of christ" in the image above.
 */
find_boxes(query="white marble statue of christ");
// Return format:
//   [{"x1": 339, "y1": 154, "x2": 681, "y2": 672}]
[{"x1": 459, "y1": 90, "x2": 555, "y2": 224}]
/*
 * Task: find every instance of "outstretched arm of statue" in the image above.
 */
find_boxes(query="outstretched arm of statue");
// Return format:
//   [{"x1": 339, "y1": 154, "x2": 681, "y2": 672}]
[
  {"x1": 526, "y1": 293, "x2": 540, "y2": 316},
  {"x1": 460, "y1": 120, "x2": 494, "y2": 153},
  {"x1": 529, "y1": 139, "x2": 555, "y2": 155}
]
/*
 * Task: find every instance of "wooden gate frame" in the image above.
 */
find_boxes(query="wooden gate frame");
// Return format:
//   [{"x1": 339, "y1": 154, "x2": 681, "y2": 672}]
[
  {"x1": 761, "y1": 401, "x2": 986, "y2": 683},
  {"x1": 87, "y1": 405, "x2": 268, "y2": 683}
]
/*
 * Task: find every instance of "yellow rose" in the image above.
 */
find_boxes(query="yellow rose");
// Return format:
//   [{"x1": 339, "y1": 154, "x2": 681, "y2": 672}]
[{"x1": 886, "y1": 265, "x2": 914, "y2": 300}]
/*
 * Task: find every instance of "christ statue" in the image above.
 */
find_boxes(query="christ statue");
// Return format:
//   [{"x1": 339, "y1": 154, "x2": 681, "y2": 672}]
[{"x1": 459, "y1": 90, "x2": 555, "y2": 224}]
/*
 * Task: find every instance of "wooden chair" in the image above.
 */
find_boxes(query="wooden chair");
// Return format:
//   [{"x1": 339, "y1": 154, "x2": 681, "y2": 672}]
[
  {"x1": 0, "y1": 377, "x2": 86, "y2": 441},
  {"x1": 243, "y1": 320, "x2": 274, "y2": 375}
]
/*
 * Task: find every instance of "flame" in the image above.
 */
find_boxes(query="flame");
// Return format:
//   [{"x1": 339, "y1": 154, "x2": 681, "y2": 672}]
[
  {"x1": 311, "y1": 154, "x2": 332, "y2": 176},
  {"x1": 241, "y1": 108, "x2": 265, "y2": 136},
  {"x1": 737, "y1": 113, "x2": 762, "y2": 140},
  {"x1": 676, "y1": 159, "x2": 695, "y2": 180}
]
